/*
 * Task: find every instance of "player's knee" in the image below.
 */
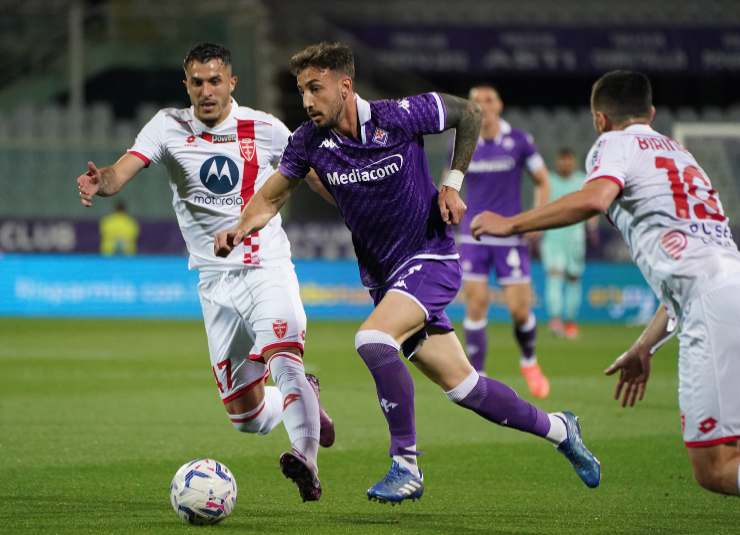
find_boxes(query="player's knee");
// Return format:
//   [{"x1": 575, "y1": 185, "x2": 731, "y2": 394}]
[
  {"x1": 690, "y1": 459, "x2": 724, "y2": 493},
  {"x1": 267, "y1": 352, "x2": 305, "y2": 386},
  {"x1": 511, "y1": 307, "x2": 530, "y2": 326},
  {"x1": 464, "y1": 296, "x2": 488, "y2": 320}
]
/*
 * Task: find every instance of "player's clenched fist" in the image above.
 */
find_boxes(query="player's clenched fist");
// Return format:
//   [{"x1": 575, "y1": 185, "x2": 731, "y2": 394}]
[
  {"x1": 214, "y1": 227, "x2": 247, "y2": 257},
  {"x1": 77, "y1": 161, "x2": 101, "y2": 207},
  {"x1": 438, "y1": 186, "x2": 467, "y2": 225},
  {"x1": 470, "y1": 210, "x2": 513, "y2": 240}
]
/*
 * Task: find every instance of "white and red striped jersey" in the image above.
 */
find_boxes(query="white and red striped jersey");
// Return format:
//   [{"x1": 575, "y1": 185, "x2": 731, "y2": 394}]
[
  {"x1": 129, "y1": 99, "x2": 293, "y2": 272},
  {"x1": 585, "y1": 123, "x2": 740, "y2": 316}
]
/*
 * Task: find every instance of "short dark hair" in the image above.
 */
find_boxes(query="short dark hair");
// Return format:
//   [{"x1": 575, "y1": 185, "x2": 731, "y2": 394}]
[
  {"x1": 591, "y1": 70, "x2": 652, "y2": 125},
  {"x1": 183, "y1": 42, "x2": 231, "y2": 70},
  {"x1": 289, "y1": 42, "x2": 355, "y2": 78},
  {"x1": 557, "y1": 147, "x2": 575, "y2": 158},
  {"x1": 469, "y1": 84, "x2": 499, "y2": 97}
]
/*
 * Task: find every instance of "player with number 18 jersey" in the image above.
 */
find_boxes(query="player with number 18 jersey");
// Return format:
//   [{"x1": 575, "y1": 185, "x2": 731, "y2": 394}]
[{"x1": 585, "y1": 123, "x2": 740, "y2": 447}]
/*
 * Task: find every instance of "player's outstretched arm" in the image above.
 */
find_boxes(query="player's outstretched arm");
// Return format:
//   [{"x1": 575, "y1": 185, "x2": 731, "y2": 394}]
[
  {"x1": 604, "y1": 306, "x2": 673, "y2": 407},
  {"x1": 436, "y1": 94, "x2": 481, "y2": 224},
  {"x1": 76, "y1": 153, "x2": 145, "y2": 207},
  {"x1": 214, "y1": 170, "x2": 297, "y2": 257},
  {"x1": 530, "y1": 166, "x2": 551, "y2": 210},
  {"x1": 470, "y1": 178, "x2": 621, "y2": 238}
]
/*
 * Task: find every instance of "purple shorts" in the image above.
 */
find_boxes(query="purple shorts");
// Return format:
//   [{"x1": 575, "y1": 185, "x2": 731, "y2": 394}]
[
  {"x1": 369, "y1": 258, "x2": 462, "y2": 358},
  {"x1": 459, "y1": 243, "x2": 531, "y2": 285}
]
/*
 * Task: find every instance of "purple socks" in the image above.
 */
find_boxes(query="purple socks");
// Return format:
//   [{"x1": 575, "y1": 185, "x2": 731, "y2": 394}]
[
  {"x1": 447, "y1": 370, "x2": 550, "y2": 438},
  {"x1": 463, "y1": 318, "x2": 488, "y2": 372},
  {"x1": 355, "y1": 330, "x2": 416, "y2": 456}
]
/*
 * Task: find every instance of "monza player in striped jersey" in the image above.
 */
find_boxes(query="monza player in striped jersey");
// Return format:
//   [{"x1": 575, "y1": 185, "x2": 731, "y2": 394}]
[
  {"x1": 472, "y1": 70, "x2": 740, "y2": 497},
  {"x1": 75, "y1": 43, "x2": 334, "y2": 502},
  {"x1": 215, "y1": 42, "x2": 600, "y2": 504}
]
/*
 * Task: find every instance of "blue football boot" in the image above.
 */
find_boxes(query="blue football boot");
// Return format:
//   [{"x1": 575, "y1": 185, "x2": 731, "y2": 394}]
[
  {"x1": 367, "y1": 461, "x2": 424, "y2": 504},
  {"x1": 556, "y1": 411, "x2": 601, "y2": 488}
]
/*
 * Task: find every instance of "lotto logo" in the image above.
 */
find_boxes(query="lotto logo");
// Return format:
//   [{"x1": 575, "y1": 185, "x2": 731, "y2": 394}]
[
  {"x1": 698, "y1": 417, "x2": 717, "y2": 434},
  {"x1": 283, "y1": 393, "x2": 301, "y2": 410}
]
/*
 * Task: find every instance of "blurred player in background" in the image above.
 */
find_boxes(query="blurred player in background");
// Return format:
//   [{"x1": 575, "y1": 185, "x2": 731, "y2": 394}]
[
  {"x1": 99, "y1": 200, "x2": 139, "y2": 255},
  {"x1": 540, "y1": 148, "x2": 599, "y2": 338},
  {"x1": 471, "y1": 70, "x2": 740, "y2": 497},
  {"x1": 76, "y1": 42, "x2": 334, "y2": 502},
  {"x1": 215, "y1": 42, "x2": 600, "y2": 504},
  {"x1": 454, "y1": 85, "x2": 551, "y2": 398}
]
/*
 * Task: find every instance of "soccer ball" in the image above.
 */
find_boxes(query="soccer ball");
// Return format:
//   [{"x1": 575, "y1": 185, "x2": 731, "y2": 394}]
[{"x1": 169, "y1": 458, "x2": 238, "y2": 525}]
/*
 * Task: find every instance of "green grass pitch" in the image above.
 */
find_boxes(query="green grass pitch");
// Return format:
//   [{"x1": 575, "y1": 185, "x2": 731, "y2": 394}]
[{"x1": 1, "y1": 318, "x2": 737, "y2": 534}]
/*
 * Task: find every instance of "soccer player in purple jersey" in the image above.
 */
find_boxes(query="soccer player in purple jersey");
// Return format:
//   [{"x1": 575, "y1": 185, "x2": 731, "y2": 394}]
[
  {"x1": 453, "y1": 86, "x2": 552, "y2": 398},
  {"x1": 214, "y1": 42, "x2": 600, "y2": 503}
]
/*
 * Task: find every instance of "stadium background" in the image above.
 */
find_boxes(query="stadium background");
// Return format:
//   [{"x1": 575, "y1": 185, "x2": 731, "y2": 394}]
[
  {"x1": 3, "y1": 0, "x2": 740, "y2": 323},
  {"x1": 2, "y1": 1, "x2": 740, "y2": 533}
]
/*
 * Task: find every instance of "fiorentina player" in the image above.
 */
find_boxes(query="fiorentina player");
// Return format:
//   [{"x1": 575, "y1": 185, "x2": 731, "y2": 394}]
[
  {"x1": 76, "y1": 43, "x2": 334, "y2": 502},
  {"x1": 540, "y1": 148, "x2": 599, "y2": 339},
  {"x1": 453, "y1": 85, "x2": 551, "y2": 398},
  {"x1": 472, "y1": 70, "x2": 740, "y2": 497},
  {"x1": 215, "y1": 42, "x2": 600, "y2": 503}
]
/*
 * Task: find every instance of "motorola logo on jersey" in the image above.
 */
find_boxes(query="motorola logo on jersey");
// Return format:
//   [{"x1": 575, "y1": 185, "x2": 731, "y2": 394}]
[
  {"x1": 199, "y1": 156, "x2": 240, "y2": 194},
  {"x1": 325, "y1": 154, "x2": 403, "y2": 186}
]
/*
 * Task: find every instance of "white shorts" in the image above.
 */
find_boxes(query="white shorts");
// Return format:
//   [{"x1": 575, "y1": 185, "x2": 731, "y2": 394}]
[
  {"x1": 678, "y1": 277, "x2": 740, "y2": 447},
  {"x1": 198, "y1": 264, "x2": 307, "y2": 404}
]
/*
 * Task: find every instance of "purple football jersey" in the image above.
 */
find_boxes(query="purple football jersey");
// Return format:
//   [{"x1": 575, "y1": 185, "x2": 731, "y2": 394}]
[
  {"x1": 280, "y1": 93, "x2": 458, "y2": 288},
  {"x1": 458, "y1": 120, "x2": 542, "y2": 236}
]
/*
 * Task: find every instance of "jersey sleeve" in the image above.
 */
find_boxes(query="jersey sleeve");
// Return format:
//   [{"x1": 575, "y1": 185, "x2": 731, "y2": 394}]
[
  {"x1": 128, "y1": 110, "x2": 167, "y2": 167},
  {"x1": 520, "y1": 132, "x2": 545, "y2": 173},
  {"x1": 393, "y1": 93, "x2": 446, "y2": 138},
  {"x1": 278, "y1": 125, "x2": 311, "y2": 180},
  {"x1": 584, "y1": 135, "x2": 627, "y2": 190},
  {"x1": 269, "y1": 118, "x2": 292, "y2": 169}
]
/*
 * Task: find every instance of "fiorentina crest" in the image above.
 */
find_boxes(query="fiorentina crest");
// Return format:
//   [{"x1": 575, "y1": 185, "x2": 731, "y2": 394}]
[
  {"x1": 272, "y1": 319, "x2": 287, "y2": 339},
  {"x1": 372, "y1": 128, "x2": 388, "y2": 146},
  {"x1": 239, "y1": 138, "x2": 256, "y2": 161}
]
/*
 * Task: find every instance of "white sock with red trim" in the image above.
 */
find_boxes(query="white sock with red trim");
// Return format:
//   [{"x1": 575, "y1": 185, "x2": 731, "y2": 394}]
[
  {"x1": 228, "y1": 386, "x2": 282, "y2": 435},
  {"x1": 268, "y1": 352, "x2": 321, "y2": 470}
]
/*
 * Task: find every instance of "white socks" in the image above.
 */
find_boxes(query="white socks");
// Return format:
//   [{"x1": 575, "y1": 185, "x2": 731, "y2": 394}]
[
  {"x1": 545, "y1": 412, "x2": 568, "y2": 445},
  {"x1": 229, "y1": 386, "x2": 283, "y2": 435},
  {"x1": 268, "y1": 352, "x2": 321, "y2": 469},
  {"x1": 393, "y1": 444, "x2": 421, "y2": 478}
]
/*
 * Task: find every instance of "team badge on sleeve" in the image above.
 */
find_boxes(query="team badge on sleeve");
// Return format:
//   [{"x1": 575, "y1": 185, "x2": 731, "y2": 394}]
[
  {"x1": 272, "y1": 320, "x2": 288, "y2": 339},
  {"x1": 239, "y1": 138, "x2": 256, "y2": 161}
]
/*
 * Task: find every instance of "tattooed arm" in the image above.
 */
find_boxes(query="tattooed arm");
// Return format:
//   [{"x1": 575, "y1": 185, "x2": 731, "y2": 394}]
[
  {"x1": 441, "y1": 93, "x2": 481, "y2": 175},
  {"x1": 435, "y1": 93, "x2": 481, "y2": 225}
]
